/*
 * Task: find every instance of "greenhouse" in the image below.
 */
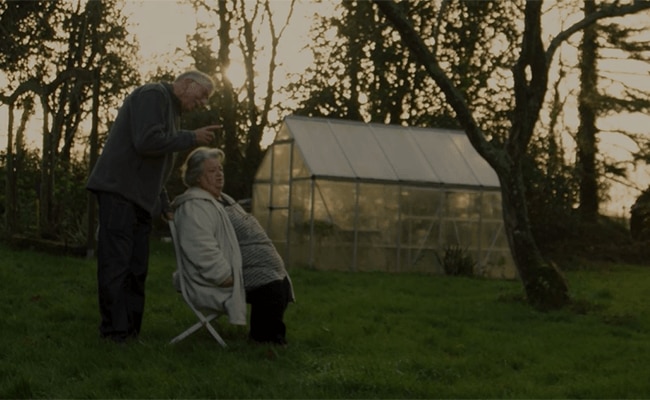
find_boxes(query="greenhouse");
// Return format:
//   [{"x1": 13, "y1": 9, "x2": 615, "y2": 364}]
[{"x1": 252, "y1": 116, "x2": 516, "y2": 279}]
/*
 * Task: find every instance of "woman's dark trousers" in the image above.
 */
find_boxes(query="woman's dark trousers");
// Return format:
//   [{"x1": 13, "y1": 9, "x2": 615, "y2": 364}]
[{"x1": 246, "y1": 277, "x2": 291, "y2": 344}]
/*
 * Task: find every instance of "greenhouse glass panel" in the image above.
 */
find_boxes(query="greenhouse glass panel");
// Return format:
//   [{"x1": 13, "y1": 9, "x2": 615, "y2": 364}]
[
  {"x1": 313, "y1": 180, "x2": 357, "y2": 232},
  {"x1": 268, "y1": 208, "x2": 288, "y2": 244},
  {"x1": 371, "y1": 125, "x2": 441, "y2": 183},
  {"x1": 308, "y1": 242, "x2": 355, "y2": 271},
  {"x1": 448, "y1": 134, "x2": 500, "y2": 187},
  {"x1": 252, "y1": 183, "x2": 270, "y2": 226},
  {"x1": 292, "y1": 124, "x2": 355, "y2": 178},
  {"x1": 400, "y1": 187, "x2": 442, "y2": 217},
  {"x1": 481, "y1": 192, "x2": 503, "y2": 219},
  {"x1": 398, "y1": 187, "x2": 443, "y2": 267},
  {"x1": 289, "y1": 180, "x2": 312, "y2": 235},
  {"x1": 444, "y1": 191, "x2": 481, "y2": 219},
  {"x1": 255, "y1": 150, "x2": 272, "y2": 181},
  {"x1": 400, "y1": 217, "x2": 441, "y2": 248},
  {"x1": 331, "y1": 124, "x2": 398, "y2": 181},
  {"x1": 356, "y1": 246, "x2": 399, "y2": 272},
  {"x1": 272, "y1": 143, "x2": 291, "y2": 184},
  {"x1": 271, "y1": 183, "x2": 290, "y2": 209},
  {"x1": 441, "y1": 219, "x2": 480, "y2": 248},
  {"x1": 356, "y1": 183, "x2": 399, "y2": 246},
  {"x1": 291, "y1": 143, "x2": 311, "y2": 179},
  {"x1": 288, "y1": 242, "x2": 311, "y2": 268},
  {"x1": 412, "y1": 133, "x2": 480, "y2": 186},
  {"x1": 400, "y1": 247, "x2": 443, "y2": 274},
  {"x1": 480, "y1": 221, "x2": 509, "y2": 250}
]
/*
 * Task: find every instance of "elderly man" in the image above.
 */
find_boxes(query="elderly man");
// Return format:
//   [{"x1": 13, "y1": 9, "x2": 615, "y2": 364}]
[{"x1": 87, "y1": 70, "x2": 221, "y2": 343}]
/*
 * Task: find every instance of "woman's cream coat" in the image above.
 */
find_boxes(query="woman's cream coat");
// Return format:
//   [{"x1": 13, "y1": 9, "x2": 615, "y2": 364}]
[{"x1": 171, "y1": 187, "x2": 247, "y2": 325}]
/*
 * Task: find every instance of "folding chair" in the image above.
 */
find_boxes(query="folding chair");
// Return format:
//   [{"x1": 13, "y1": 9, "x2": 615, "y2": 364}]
[{"x1": 168, "y1": 220, "x2": 227, "y2": 347}]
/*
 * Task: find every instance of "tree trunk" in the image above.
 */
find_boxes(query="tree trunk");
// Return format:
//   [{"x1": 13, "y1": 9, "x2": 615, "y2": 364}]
[
  {"x1": 500, "y1": 165, "x2": 570, "y2": 310},
  {"x1": 8, "y1": 98, "x2": 35, "y2": 235},
  {"x1": 217, "y1": 0, "x2": 244, "y2": 197},
  {"x1": 4, "y1": 103, "x2": 16, "y2": 234},
  {"x1": 577, "y1": 0, "x2": 599, "y2": 222},
  {"x1": 39, "y1": 93, "x2": 55, "y2": 239},
  {"x1": 86, "y1": 69, "x2": 100, "y2": 258}
]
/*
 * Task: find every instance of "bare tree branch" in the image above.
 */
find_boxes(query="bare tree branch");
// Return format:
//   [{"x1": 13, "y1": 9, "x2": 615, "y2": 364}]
[{"x1": 546, "y1": 1, "x2": 650, "y2": 64}]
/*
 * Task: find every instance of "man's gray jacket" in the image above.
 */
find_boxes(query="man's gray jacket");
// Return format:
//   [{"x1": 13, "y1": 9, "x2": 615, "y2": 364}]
[{"x1": 86, "y1": 83, "x2": 197, "y2": 216}]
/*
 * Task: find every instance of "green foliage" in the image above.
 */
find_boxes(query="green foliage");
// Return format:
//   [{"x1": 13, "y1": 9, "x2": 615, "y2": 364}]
[
  {"x1": 0, "y1": 1, "x2": 59, "y2": 72},
  {"x1": 630, "y1": 185, "x2": 650, "y2": 241},
  {"x1": 0, "y1": 148, "x2": 43, "y2": 234},
  {"x1": 435, "y1": 244, "x2": 476, "y2": 277},
  {"x1": 52, "y1": 157, "x2": 92, "y2": 244},
  {"x1": 297, "y1": 220, "x2": 336, "y2": 237},
  {"x1": 0, "y1": 149, "x2": 90, "y2": 244},
  {"x1": 3, "y1": 241, "x2": 650, "y2": 398},
  {"x1": 523, "y1": 135, "x2": 581, "y2": 252}
]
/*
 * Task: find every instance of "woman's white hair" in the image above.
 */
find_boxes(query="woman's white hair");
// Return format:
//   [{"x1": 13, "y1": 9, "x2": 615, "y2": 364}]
[{"x1": 181, "y1": 147, "x2": 225, "y2": 188}]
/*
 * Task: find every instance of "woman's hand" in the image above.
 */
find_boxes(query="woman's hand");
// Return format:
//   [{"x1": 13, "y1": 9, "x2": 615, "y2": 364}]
[{"x1": 219, "y1": 276, "x2": 234, "y2": 287}]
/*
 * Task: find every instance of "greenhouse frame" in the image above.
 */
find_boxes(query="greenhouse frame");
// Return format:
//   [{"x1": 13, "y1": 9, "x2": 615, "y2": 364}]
[{"x1": 252, "y1": 116, "x2": 516, "y2": 279}]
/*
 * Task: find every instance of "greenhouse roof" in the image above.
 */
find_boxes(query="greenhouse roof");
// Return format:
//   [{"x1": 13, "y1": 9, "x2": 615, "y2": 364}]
[{"x1": 275, "y1": 116, "x2": 500, "y2": 188}]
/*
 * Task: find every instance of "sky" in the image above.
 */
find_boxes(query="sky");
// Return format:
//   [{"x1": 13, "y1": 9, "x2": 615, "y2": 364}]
[{"x1": 123, "y1": 0, "x2": 322, "y2": 84}]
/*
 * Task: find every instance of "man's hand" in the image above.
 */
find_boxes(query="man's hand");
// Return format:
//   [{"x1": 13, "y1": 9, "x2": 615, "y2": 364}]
[
  {"x1": 194, "y1": 125, "x2": 222, "y2": 145},
  {"x1": 161, "y1": 211, "x2": 174, "y2": 222}
]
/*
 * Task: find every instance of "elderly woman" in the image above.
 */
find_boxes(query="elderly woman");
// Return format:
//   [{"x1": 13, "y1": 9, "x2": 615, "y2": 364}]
[
  {"x1": 171, "y1": 148, "x2": 247, "y2": 327},
  {"x1": 173, "y1": 147, "x2": 294, "y2": 345}
]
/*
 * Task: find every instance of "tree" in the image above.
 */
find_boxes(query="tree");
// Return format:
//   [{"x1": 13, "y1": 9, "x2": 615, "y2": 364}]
[
  {"x1": 0, "y1": 0, "x2": 139, "y2": 242},
  {"x1": 182, "y1": 0, "x2": 295, "y2": 200},
  {"x1": 1, "y1": 0, "x2": 58, "y2": 235},
  {"x1": 373, "y1": 0, "x2": 650, "y2": 310}
]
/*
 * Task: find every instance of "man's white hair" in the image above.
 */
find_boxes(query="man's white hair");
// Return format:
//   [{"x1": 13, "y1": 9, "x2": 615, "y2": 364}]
[{"x1": 175, "y1": 70, "x2": 216, "y2": 95}]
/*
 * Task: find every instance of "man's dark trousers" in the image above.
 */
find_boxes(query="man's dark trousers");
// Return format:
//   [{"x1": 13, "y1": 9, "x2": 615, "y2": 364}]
[{"x1": 96, "y1": 191, "x2": 152, "y2": 341}]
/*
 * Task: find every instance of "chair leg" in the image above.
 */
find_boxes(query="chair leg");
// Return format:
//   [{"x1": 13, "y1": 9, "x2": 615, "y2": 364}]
[
  {"x1": 205, "y1": 321, "x2": 228, "y2": 348},
  {"x1": 169, "y1": 321, "x2": 204, "y2": 345},
  {"x1": 169, "y1": 314, "x2": 227, "y2": 347}
]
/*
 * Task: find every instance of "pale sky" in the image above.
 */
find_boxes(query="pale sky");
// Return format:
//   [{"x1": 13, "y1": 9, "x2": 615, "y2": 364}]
[
  {"x1": 123, "y1": 0, "x2": 323, "y2": 83},
  {"x1": 124, "y1": 1, "x2": 194, "y2": 65}
]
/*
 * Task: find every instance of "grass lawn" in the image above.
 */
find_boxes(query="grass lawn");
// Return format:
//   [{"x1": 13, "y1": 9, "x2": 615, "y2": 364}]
[{"x1": 1, "y1": 240, "x2": 649, "y2": 398}]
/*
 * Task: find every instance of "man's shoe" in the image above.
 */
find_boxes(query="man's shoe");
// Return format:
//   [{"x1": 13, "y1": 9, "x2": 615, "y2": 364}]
[{"x1": 100, "y1": 333, "x2": 128, "y2": 344}]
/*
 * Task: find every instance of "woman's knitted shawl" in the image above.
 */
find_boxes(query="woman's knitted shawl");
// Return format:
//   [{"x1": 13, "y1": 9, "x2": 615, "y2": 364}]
[{"x1": 220, "y1": 194, "x2": 287, "y2": 291}]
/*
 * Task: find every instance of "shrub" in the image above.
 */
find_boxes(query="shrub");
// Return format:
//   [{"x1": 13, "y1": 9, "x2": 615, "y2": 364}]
[{"x1": 435, "y1": 244, "x2": 476, "y2": 276}]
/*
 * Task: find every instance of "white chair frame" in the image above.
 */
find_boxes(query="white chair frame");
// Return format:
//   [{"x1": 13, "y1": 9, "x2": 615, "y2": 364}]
[{"x1": 168, "y1": 220, "x2": 227, "y2": 347}]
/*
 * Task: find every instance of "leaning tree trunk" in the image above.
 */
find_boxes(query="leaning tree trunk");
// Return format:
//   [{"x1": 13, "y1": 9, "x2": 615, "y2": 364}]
[{"x1": 500, "y1": 164, "x2": 569, "y2": 310}]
